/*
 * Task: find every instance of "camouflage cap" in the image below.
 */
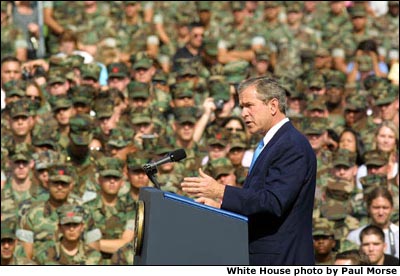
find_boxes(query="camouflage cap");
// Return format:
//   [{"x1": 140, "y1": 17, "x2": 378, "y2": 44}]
[
  {"x1": 128, "y1": 81, "x2": 150, "y2": 99},
  {"x1": 50, "y1": 95, "x2": 73, "y2": 111},
  {"x1": 176, "y1": 65, "x2": 197, "y2": 77},
  {"x1": 363, "y1": 149, "x2": 389, "y2": 167},
  {"x1": 326, "y1": 71, "x2": 346, "y2": 87},
  {"x1": 97, "y1": 157, "x2": 123, "y2": 178},
  {"x1": 81, "y1": 63, "x2": 101, "y2": 81},
  {"x1": 388, "y1": 1, "x2": 399, "y2": 6},
  {"x1": 126, "y1": 152, "x2": 151, "y2": 171},
  {"x1": 70, "y1": 85, "x2": 95, "y2": 105},
  {"x1": 9, "y1": 143, "x2": 32, "y2": 162},
  {"x1": 196, "y1": 1, "x2": 211, "y2": 11},
  {"x1": 223, "y1": 60, "x2": 249, "y2": 84},
  {"x1": 325, "y1": 177, "x2": 353, "y2": 201},
  {"x1": 356, "y1": 55, "x2": 373, "y2": 72},
  {"x1": 66, "y1": 55, "x2": 85, "y2": 68},
  {"x1": 152, "y1": 70, "x2": 168, "y2": 84},
  {"x1": 93, "y1": 98, "x2": 114, "y2": 119},
  {"x1": 49, "y1": 163, "x2": 74, "y2": 183},
  {"x1": 307, "y1": 74, "x2": 325, "y2": 88},
  {"x1": 107, "y1": 62, "x2": 129, "y2": 78},
  {"x1": 33, "y1": 150, "x2": 60, "y2": 171},
  {"x1": 3, "y1": 80, "x2": 26, "y2": 98},
  {"x1": 173, "y1": 106, "x2": 198, "y2": 124},
  {"x1": 320, "y1": 199, "x2": 348, "y2": 220},
  {"x1": 264, "y1": 1, "x2": 281, "y2": 8},
  {"x1": 209, "y1": 157, "x2": 234, "y2": 179},
  {"x1": 31, "y1": 125, "x2": 59, "y2": 150},
  {"x1": 153, "y1": 137, "x2": 174, "y2": 156},
  {"x1": 312, "y1": 218, "x2": 335, "y2": 237},
  {"x1": 57, "y1": 205, "x2": 84, "y2": 225},
  {"x1": 203, "y1": 39, "x2": 218, "y2": 57},
  {"x1": 107, "y1": 127, "x2": 133, "y2": 148},
  {"x1": 349, "y1": 5, "x2": 367, "y2": 17},
  {"x1": 8, "y1": 99, "x2": 34, "y2": 118},
  {"x1": 47, "y1": 71, "x2": 67, "y2": 85},
  {"x1": 255, "y1": 51, "x2": 270, "y2": 61},
  {"x1": 374, "y1": 85, "x2": 398, "y2": 106},
  {"x1": 230, "y1": 1, "x2": 245, "y2": 11},
  {"x1": 359, "y1": 174, "x2": 388, "y2": 195},
  {"x1": 230, "y1": 132, "x2": 248, "y2": 150},
  {"x1": 209, "y1": 79, "x2": 231, "y2": 102},
  {"x1": 306, "y1": 97, "x2": 327, "y2": 111},
  {"x1": 131, "y1": 108, "x2": 152, "y2": 125},
  {"x1": 170, "y1": 82, "x2": 194, "y2": 99},
  {"x1": 69, "y1": 114, "x2": 93, "y2": 146},
  {"x1": 332, "y1": 149, "x2": 357, "y2": 168},
  {"x1": 207, "y1": 129, "x2": 229, "y2": 147},
  {"x1": 315, "y1": 47, "x2": 331, "y2": 57},
  {"x1": 345, "y1": 94, "x2": 367, "y2": 111},
  {"x1": 286, "y1": 2, "x2": 303, "y2": 13},
  {"x1": 303, "y1": 117, "x2": 327, "y2": 135},
  {"x1": 1, "y1": 220, "x2": 16, "y2": 240},
  {"x1": 133, "y1": 57, "x2": 153, "y2": 70}
]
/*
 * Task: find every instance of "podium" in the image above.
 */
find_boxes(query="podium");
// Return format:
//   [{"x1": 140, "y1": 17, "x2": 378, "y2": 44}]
[{"x1": 134, "y1": 187, "x2": 249, "y2": 265}]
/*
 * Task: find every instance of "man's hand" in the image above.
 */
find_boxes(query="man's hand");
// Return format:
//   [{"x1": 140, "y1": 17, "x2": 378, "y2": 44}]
[{"x1": 181, "y1": 168, "x2": 226, "y2": 200}]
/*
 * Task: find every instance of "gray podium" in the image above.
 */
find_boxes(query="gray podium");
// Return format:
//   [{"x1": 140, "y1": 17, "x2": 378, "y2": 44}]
[{"x1": 133, "y1": 187, "x2": 249, "y2": 265}]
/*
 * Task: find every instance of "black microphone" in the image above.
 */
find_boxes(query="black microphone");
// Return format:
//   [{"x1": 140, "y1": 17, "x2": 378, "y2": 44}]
[{"x1": 142, "y1": 149, "x2": 187, "y2": 176}]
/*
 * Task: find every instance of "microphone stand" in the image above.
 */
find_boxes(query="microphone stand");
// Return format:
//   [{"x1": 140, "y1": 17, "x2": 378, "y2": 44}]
[{"x1": 142, "y1": 163, "x2": 161, "y2": 189}]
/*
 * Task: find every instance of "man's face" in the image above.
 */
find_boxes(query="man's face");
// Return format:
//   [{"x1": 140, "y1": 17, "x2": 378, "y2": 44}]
[
  {"x1": 48, "y1": 181, "x2": 71, "y2": 202},
  {"x1": 344, "y1": 109, "x2": 364, "y2": 126},
  {"x1": 12, "y1": 160, "x2": 31, "y2": 181},
  {"x1": 60, "y1": 223, "x2": 84, "y2": 242},
  {"x1": 99, "y1": 175, "x2": 123, "y2": 196},
  {"x1": 368, "y1": 196, "x2": 393, "y2": 227},
  {"x1": 378, "y1": 100, "x2": 398, "y2": 121},
  {"x1": 1, "y1": 61, "x2": 21, "y2": 85},
  {"x1": 333, "y1": 165, "x2": 356, "y2": 181},
  {"x1": 1, "y1": 238, "x2": 16, "y2": 260},
  {"x1": 48, "y1": 82, "x2": 69, "y2": 96},
  {"x1": 10, "y1": 115, "x2": 33, "y2": 137},
  {"x1": 208, "y1": 144, "x2": 228, "y2": 160},
  {"x1": 313, "y1": 235, "x2": 336, "y2": 255},
  {"x1": 239, "y1": 85, "x2": 272, "y2": 136},
  {"x1": 133, "y1": 67, "x2": 154, "y2": 83},
  {"x1": 228, "y1": 148, "x2": 245, "y2": 166},
  {"x1": 54, "y1": 107, "x2": 75, "y2": 126},
  {"x1": 326, "y1": 86, "x2": 344, "y2": 104},
  {"x1": 189, "y1": 26, "x2": 204, "y2": 49},
  {"x1": 361, "y1": 234, "x2": 386, "y2": 264},
  {"x1": 306, "y1": 132, "x2": 326, "y2": 151},
  {"x1": 128, "y1": 170, "x2": 149, "y2": 188},
  {"x1": 108, "y1": 77, "x2": 129, "y2": 92},
  {"x1": 175, "y1": 121, "x2": 195, "y2": 142}
]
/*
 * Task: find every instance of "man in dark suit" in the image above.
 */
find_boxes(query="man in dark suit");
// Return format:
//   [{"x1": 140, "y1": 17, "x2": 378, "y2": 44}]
[{"x1": 182, "y1": 76, "x2": 317, "y2": 265}]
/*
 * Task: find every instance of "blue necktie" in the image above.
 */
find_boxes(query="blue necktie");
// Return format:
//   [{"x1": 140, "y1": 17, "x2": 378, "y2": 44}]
[{"x1": 249, "y1": 139, "x2": 264, "y2": 172}]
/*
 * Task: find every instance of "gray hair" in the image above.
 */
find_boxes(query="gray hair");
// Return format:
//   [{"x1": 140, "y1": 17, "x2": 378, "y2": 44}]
[{"x1": 237, "y1": 76, "x2": 288, "y2": 114}]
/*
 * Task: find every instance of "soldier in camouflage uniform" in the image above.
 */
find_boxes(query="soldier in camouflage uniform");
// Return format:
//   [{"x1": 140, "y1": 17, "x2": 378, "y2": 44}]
[
  {"x1": 124, "y1": 152, "x2": 152, "y2": 201},
  {"x1": 70, "y1": 85, "x2": 96, "y2": 116},
  {"x1": 110, "y1": 240, "x2": 134, "y2": 265},
  {"x1": 17, "y1": 163, "x2": 101, "y2": 260},
  {"x1": 106, "y1": 62, "x2": 131, "y2": 99},
  {"x1": 1, "y1": 220, "x2": 36, "y2": 265},
  {"x1": 227, "y1": 131, "x2": 249, "y2": 187},
  {"x1": 34, "y1": 205, "x2": 102, "y2": 265},
  {"x1": 84, "y1": 157, "x2": 136, "y2": 264},
  {"x1": 312, "y1": 217, "x2": 337, "y2": 265},
  {"x1": 151, "y1": 70, "x2": 172, "y2": 115},
  {"x1": 63, "y1": 114, "x2": 98, "y2": 203},
  {"x1": 374, "y1": 84, "x2": 399, "y2": 125}
]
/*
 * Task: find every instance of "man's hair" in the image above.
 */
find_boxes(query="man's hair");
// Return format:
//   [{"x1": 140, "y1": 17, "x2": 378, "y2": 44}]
[
  {"x1": 1, "y1": 56, "x2": 21, "y2": 66},
  {"x1": 238, "y1": 76, "x2": 288, "y2": 114},
  {"x1": 366, "y1": 186, "x2": 393, "y2": 208},
  {"x1": 360, "y1": 224, "x2": 385, "y2": 243},
  {"x1": 188, "y1": 21, "x2": 205, "y2": 32},
  {"x1": 335, "y1": 249, "x2": 370, "y2": 265}
]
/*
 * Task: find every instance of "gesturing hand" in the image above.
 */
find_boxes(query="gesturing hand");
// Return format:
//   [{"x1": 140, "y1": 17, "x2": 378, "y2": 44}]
[{"x1": 181, "y1": 168, "x2": 226, "y2": 200}]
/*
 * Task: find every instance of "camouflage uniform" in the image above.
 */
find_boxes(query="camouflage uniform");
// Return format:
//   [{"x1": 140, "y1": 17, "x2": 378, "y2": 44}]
[
  {"x1": 85, "y1": 157, "x2": 136, "y2": 264},
  {"x1": 0, "y1": 220, "x2": 36, "y2": 265},
  {"x1": 17, "y1": 164, "x2": 101, "y2": 258},
  {"x1": 312, "y1": 217, "x2": 336, "y2": 265},
  {"x1": 111, "y1": 241, "x2": 134, "y2": 265},
  {"x1": 1, "y1": 12, "x2": 28, "y2": 59},
  {"x1": 34, "y1": 205, "x2": 102, "y2": 265}
]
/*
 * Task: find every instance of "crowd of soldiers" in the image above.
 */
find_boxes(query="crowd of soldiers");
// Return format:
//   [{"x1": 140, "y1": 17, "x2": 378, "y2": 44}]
[{"x1": 1, "y1": 1, "x2": 399, "y2": 265}]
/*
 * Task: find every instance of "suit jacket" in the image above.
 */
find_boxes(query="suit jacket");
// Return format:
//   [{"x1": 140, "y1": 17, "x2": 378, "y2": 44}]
[{"x1": 222, "y1": 121, "x2": 316, "y2": 265}]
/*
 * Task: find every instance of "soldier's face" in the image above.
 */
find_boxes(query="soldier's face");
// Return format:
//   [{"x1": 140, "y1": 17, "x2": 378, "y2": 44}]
[
  {"x1": 10, "y1": 115, "x2": 33, "y2": 137},
  {"x1": 339, "y1": 132, "x2": 357, "y2": 153},
  {"x1": 378, "y1": 100, "x2": 398, "y2": 121},
  {"x1": 60, "y1": 223, "x2": 84, "y2": 242},
  {"x1": 333, "y1": 165, "x2": 356, "y2": 181},
  {"x1": 99, "y1": 176, "x2": 123, "y2": 196},
  {"x1": 1, "y1": 61, "x2": 21, "y2": 84},
  {"x1": 49, "y1": 181, "x2": 71, "y2": 201},
  {"x1": 361, "y1": 234, "x2": 386, "y2": 264},
  {"x1": 368, "y1": 197, "x2": 393, "y2": 227},
  {"x1": 12, "y1": 160, "x2": 31, "y2": 180},
  {"x1": 1, "y1": 238, "x2": 16, "y2": 259},
  {"x1": 376, "y1": 126, "x2": 397, "y2": 153}
]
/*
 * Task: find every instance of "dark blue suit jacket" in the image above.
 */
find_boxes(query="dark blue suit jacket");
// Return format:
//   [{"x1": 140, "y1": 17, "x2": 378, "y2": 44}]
[{"x1": 222, "y1": 121, "x2": 316, "y2": 265}]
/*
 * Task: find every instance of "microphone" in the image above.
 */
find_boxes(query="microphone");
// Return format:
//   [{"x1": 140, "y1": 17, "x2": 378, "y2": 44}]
[{"x1": 142, "y1": 149, "x2": 187, "y2": 176}]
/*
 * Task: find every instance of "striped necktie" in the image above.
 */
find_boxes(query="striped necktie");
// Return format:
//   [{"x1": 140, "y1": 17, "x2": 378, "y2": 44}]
[{"x1": 249, "y1": 139, "x2": 264, "y2": 172}]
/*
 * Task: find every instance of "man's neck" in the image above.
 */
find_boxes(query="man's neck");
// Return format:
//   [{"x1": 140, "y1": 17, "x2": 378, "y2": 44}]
[
  {"x1": 11, "y1": 178, "x2": 31, "y2": 192},
  {"x1": 61, "y1": 240, "x2": 79, "y2": 256}
]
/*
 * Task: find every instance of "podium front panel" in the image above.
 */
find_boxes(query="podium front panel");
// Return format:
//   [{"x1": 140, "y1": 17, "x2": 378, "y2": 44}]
[{"x1": 134, "y1": 188, "x2": 249, "y2": 265}]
